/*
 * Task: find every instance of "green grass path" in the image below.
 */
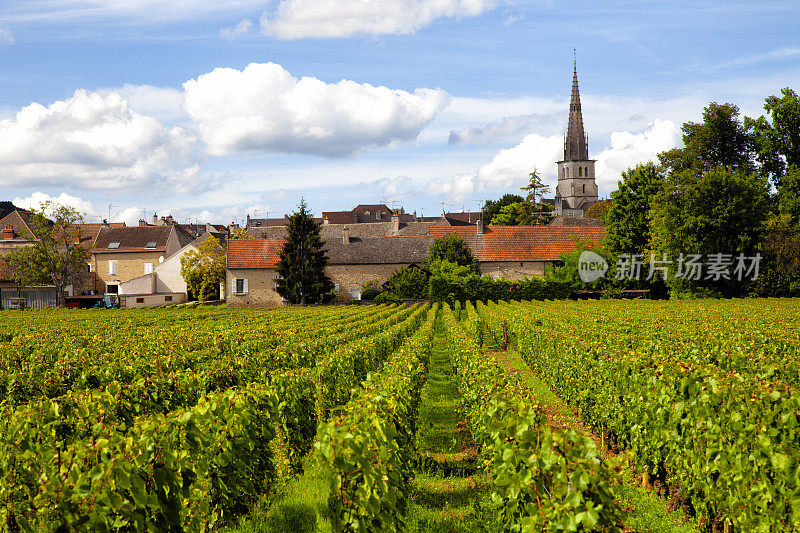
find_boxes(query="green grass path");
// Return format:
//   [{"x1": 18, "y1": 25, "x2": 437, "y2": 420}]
[{"x1": 406, "y1": 316, "x2": 498, "y2": 533}]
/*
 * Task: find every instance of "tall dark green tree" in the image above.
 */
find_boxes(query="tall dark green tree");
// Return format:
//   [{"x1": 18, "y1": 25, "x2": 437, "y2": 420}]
[
  {"x1": 275, "y1": 199, "x2": 334, "y2": 305},
  {"x1": 649, "y1": 167, "x2": 770, "y2": 296},
  {"x1": 604, "y1": 163, "x2": 665, "y2": 256},
  {"x1": 745, "y1": 88, "x2": 800, "y2": 186},
  {"x1": 658, "y1": 102, "x2": 754, "y2": 174}
]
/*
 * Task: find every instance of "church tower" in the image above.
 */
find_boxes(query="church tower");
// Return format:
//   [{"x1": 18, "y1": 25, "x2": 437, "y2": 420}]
[{"x1": 555, "y1": 61, "x2": 598, "y2": 216}]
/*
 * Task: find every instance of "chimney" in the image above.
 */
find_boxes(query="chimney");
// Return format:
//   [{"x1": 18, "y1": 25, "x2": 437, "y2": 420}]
[
  {"x1": 342, "y1": 226, "x2": 350, "y2": 245},
  {"x1": 152, "y1": 213, "x2": 158, "y2": 225},
  {"x1": 164, "y1": 215, "x2": 175, "y2": 225},
  {"x1": 139, "y1": 219, "x2": 147, "y2": 227},
  {"x1": 323, "y1": 215, "x2": 330, "y2": 225},
  {"x1": 228, "y1": 222, "x2": 239, "y2": 234},
  {"x1": 3, "y1": 225, "x2": 14, "y2": 240},
  {"x1": 392, "y1": 211, "x2": 400, "y2": 235},
  {"x1": 101, "y1": 219, "x2": 109, "y2": 229},
  {"x1": 477, "y1": 218, "x2": 484, "y2": 235}
]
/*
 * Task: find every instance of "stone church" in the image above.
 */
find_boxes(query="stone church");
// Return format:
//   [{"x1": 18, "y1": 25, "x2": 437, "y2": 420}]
[{"x1": 547, "y1": 63, "x2": 599, "y2": 217}]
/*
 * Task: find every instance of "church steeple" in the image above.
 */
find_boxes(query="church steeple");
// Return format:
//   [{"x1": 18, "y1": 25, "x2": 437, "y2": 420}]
[{"x1": 564, "y1": 61, "x2": 588, "y2": 161}]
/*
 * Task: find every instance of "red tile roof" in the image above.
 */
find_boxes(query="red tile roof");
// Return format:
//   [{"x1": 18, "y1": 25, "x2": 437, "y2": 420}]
[
  {"x1": 429, "y1": 225, "x2": 605, "y2": 262},
  {"x1": 227, "y1": 239, "x2": 283, "y2": 269}
]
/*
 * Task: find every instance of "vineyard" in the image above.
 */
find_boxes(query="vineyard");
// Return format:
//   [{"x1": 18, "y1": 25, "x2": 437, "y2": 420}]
[{"x1": 0, "y1": 299, "x2": 797, "y2": 532}]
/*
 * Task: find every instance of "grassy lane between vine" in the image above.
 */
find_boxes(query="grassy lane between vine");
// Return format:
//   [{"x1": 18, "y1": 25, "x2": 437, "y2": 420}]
[
  {"x1": 491, "y1": 349, "x2": 698, "y2": 533},
  {"x1": 406, "y1": 318, "x2": 500, "y2": 533}
]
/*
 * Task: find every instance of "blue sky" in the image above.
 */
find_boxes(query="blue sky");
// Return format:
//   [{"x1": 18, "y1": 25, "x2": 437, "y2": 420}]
[{"x1": 1, "y1": 1, "x2": 799, "y2": 225}]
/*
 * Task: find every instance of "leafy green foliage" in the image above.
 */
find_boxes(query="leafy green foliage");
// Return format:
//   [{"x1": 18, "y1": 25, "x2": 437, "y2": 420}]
[
  {"x1": 317, "y1": 306, "x2": 436, "y2": 532},
  {"x1": 745, "y1": 88, "x2": 800, "y2": 186},
  {"x1": 505, "y1": 298, "x2": 800, "y2": 532},
  {"x1": 482, "y1": 194, "x2": 524, "y2": 226},
  {"x1": 180, "y1": 236, "x2": 226, "y2": 302},
  {"x1": 657, "y1": 102, "x2": 754, "y2": 174},
  {"x1": 384, "y1": 266, "x2": 429, "y2": 299},
  {"x1": 649, "y1": 166, "x2": 770, "y2": 296},
  {"x1": 427, "y1": 234, "x2": 479, "y2": 273},
  {"x1": 275, "y1": 199, "x2": 335, "y2": 304},
  {"x1": 5, "y1": 202, "x2": 89, "y2": 307},
  {"x1": 604, "y1": 163, "x2": 665, "y2": 256},
  {"x1": 441, "y1": 305, "x2": 623, "y2": 532}
]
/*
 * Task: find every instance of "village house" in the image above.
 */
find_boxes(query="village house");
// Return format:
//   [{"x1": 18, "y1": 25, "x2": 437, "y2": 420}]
[
  {"x1": 224, "y1": 220, "x2": 605, "y2": 307},
  {"x1": 118, "y1": 233, "x2": 221, "y2": 307},
  {"x1": 91, "y1": 222, "x2": 194, "y2": 296},
  {"x1": 430, "y1": 221, "x2": 605, "y2": 280}
]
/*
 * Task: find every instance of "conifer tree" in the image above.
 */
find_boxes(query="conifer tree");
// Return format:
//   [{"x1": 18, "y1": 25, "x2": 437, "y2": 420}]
[{"x1": 275, "y1": 199, "x2": 334, "y2": 305}]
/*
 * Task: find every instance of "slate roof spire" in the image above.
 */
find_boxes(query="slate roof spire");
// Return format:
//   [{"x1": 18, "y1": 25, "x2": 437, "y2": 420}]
[{"x1": 564, "y1": 59, "x2": 589, "y2": 161}]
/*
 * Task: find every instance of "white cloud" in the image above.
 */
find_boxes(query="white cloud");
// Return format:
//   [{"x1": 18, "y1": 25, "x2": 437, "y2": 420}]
[
  {"x1": 720, "y1": 47, "x2": 800, "y2": 68},
  {"x1": 13, "y1": 191, "x2": 99, "y2": 218},
  {"x1": 0, "y1": 23, "x2": 13, "y2": 44},
  {"x1": 594, "y1": 119, "x2": 681, "y2": 190},
  {"x1": 260, "y1": 0, "x2": 495, "y2": 39},
  {"x1": 183, "y1": 62, "x2": 449, "y2": 157},
  {"x1": 0, "y1": 89, "x2": 202, "y2": 192},
  {"x1": 430, "y1": 119, "x2": 680, "y2": 203},
  {"x1": 220, "y1": 18, "x2": 252, "y2": 40},
  {"x1": 110, "y1": 84, "x2": 188, "y2": 124}
]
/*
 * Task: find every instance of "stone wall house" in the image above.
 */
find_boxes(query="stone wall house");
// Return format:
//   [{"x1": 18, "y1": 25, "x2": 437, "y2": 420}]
[
  {"x1": 325, "y1": 234, "x2": 432, "y2": 301},
  {"x1": 118, "y1": 233, "x2": 217, "y2": 307},
  {"x1": 429, "y1": 222, "x2": 606, "y2": 280},
  {"x1": 226, "y1": 239, "x2": 284, "y2": 307},
  {"x1": 92, "y1": 223, "x2": 194, "y2": 294},
  {"x1": 224, "y1": 234, "x2": 432, "y2": 306}
]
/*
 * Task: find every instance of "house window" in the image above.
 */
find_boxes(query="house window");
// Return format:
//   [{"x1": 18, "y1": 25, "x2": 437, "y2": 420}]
[
  {"x1": 334, "y1": 283, "x2": 340, "y2": 291},
  {"x1": 579, "y1": 166, "x2": 582, "y2": 177},
  {"x1": 351, "y1": 289, "x2": 362, "y2": 300},
  {"x1": 136, "y1": 297, "x2": 145, "y2": 303},
  {"x1": 585, "y1": 166, "x2": 588, "y2": 176},
  {"x1": 108, "y1": 260, "x2": 118, "y2": 275},
  {"x1": 582, "y1": 184, "x2": 586, "y2": 193},
  {"x1": 364, "y1": 211, "x2": 370, "y2": 216},
  {"x1": 164, "y1": 296, "x2": 172, "y2": 302},
  {"x1": 233, "y1": 278, "x2": 248, "y2": 295},
  {"x1": 144, "y1": 262, "x2": 153, "y2": 274},
  {"x1": 145, "y1": 242, "x2": 157, "y2": 249},
  {"x1": 273, "y1": 273, "x2": 282, "y2": 289},
  {"x1": 87, "y1": 263, "x2": 92, "y2": 273},
  {"x1": 106, "y1": 284, "x2": 119, "y2": 294},
  {"x1": 108, "y1": 242, "x2": 120, "y2": 249}
]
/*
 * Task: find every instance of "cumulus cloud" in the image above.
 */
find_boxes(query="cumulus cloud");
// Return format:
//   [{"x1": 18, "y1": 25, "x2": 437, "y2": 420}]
[
  {"x1": 111, "y1": 84, "x2": 188, "y2": 124},
  {"x1": 448, "y1": 112, "x2": 565, "y2": 145},
  {"x1": 260, "y1": 0, "x2": 495, "y2": 39},
  {"x1": 594, "y1": 119, "x2": 681, "y2": 190},
  {"x1": 431, "y1": 119, "x2": 681, "y2": 203},
  {"x1": 183, "y1": 62, "x2": 449, "y2": 157},
  {"x1": 0, "y1": 90, "x2": 202, "y2": 192},
  {"x1": 220, "y1": 18, "x2": 252, "y2": 40},
  {"x1": 13, "y1": 191, "x2": 99, "y2": 218}
]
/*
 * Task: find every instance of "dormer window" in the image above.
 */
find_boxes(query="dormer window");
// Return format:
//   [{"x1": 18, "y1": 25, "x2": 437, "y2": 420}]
[
  {"x1": 108, "y1": 242, "x2": 120, "y2": 249},
  {"x1": 145, "y1": 242, "x2": 157, "y2": 249},
  {"x1": 364, "y1": 211, "x2": 371, "y2": 216}
]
